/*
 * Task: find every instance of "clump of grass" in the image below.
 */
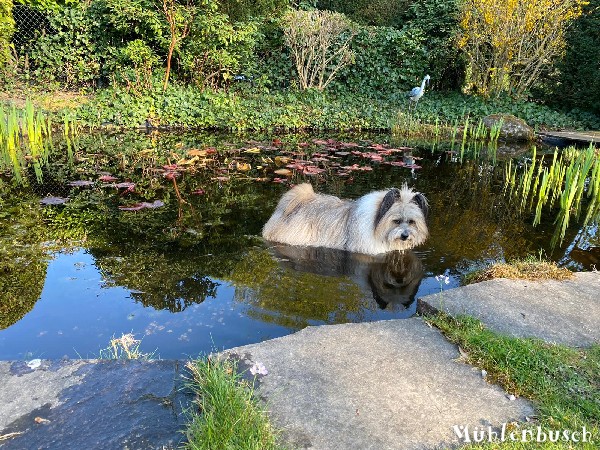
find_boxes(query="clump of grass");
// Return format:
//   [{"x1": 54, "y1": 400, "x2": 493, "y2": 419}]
[
  {"x1": 463, "y1": 255, "x2": 573, "y2": 285},
  {"x1": 184, "y1": 356, "x2": 283, "y2": 450},
  {"x1": 98, "y1": 333, "x2": 154, "y2": 360},
  {"x1": 426, "y1": 313, "x2": 600, "y2": 447}
]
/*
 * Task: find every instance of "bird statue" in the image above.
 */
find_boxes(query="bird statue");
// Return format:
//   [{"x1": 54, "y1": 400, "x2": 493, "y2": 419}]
[{"x1": 407, "y1": 75, "x2": 431, "y2": 111}]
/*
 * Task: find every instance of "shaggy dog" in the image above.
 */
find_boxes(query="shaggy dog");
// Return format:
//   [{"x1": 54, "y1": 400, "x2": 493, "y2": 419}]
[{"x1": 262, "y1": 183, "x2": 429, "y2": 255}]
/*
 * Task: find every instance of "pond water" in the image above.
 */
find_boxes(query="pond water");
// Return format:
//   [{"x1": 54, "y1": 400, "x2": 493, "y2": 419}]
[{"x1": 1, "y1": 131, "x2": 598, "y2": 360}]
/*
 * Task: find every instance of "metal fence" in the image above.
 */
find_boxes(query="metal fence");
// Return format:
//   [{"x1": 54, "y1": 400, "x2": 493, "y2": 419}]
[{"x1": 11, "y1": 5, "x2": 52, "y2": 56}]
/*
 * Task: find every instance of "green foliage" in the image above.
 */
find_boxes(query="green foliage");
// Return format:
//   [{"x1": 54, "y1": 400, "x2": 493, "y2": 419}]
[
  {"x1": 427, "y1": 313, "x2": 600, "y2": 439},
  {"x1": 180, "y1": 1, "x2": 261, "y2": 89},
  {"x1": 88, "y1": 0, "x2": 164, "y2": 83},
  {"x1": 401, "y1": 0, "x2": 462, "y2": 90},
  {"x1": 545, "y1": 0, "x2": 600, "y2": 114},
  {"x1": 317, "y1": 0, "x2": 410, "y2": 27},
  {"x1": 0, "y1": 193, "x2": 49, "y2": 329},
  {"x1": 0, "y1": 0, "x2": 15, "y2": 70},
  {"x1": 330, "y1": 25, "x2": 427, "y2": 94},
  {"x1": 27, "y1": 4, "x2": 101, "y2": 87},
  {"x1": 117, "y1": 39, "x2": 159, "y2": 92},
  {"x1": 218, "y1": 0, "x2": 289, "y2": 22},
  {"x1": 185, "y1": 357, "x2": 283, "y2": 450}
]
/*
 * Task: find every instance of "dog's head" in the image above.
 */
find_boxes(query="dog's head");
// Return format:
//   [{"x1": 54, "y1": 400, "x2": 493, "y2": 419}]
[{"x1": 373, "y1": 185, "x2": 429, "y2": 251}]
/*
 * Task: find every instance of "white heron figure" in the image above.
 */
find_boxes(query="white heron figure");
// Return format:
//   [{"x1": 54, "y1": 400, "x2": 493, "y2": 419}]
[{"x1": 407, "y1": 74, "x2": 431, "y2": 111}]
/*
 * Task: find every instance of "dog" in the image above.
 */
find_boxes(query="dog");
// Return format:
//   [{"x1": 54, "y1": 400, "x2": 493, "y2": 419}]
[
  {"x1": 272, "y1": 244, "x2": 424, "y2": 311},
  {"x1": 262, "y1": 183, "x2": 428, "y2": 255}
]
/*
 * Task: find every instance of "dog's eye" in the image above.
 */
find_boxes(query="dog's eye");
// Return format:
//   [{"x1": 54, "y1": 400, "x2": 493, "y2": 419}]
[
  {"x1": 393, "y1": 219, "x2": 403, "y2": 225},
  {"x1": 408, "y1": 219, "x2": 416, "y2": 225}
]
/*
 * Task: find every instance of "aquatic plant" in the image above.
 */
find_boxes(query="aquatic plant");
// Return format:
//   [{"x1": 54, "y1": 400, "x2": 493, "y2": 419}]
[
  {"x1": 0, "y1": 100, "x2": 78, "y2": 184},
  {"x1": 505, "y1": 144, "x2": 600, "y2": 246}
]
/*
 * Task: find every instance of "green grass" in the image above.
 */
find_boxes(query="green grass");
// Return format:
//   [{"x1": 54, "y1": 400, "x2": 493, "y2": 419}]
[
  {"x1": 425, "y1": 313, "x2": 600, "y2": 449},
  {"x1": 184, "y1": 356, "x2": 284, "y2": 450}
]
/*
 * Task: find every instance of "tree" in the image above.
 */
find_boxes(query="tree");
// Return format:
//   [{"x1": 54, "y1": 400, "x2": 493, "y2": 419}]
[
  {"x1": 458, "y1": 0, "x2": 586, "y2": 98},
  {"x1": 282, "y1": 9, "x2": 356, "y2": 91}
]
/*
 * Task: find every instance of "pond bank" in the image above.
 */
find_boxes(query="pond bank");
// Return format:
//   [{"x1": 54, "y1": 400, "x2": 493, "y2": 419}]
[{"x1": 1, "y1": 272, "x2": 598, "y2": 449}]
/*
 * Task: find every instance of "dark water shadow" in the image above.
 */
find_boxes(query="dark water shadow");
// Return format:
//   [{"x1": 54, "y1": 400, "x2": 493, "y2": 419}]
[{"x1": 270, "y1": 244, "x2": 424, "y2": 317}]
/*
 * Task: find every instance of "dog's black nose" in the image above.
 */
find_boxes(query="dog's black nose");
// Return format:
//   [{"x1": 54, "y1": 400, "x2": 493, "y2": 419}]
[{"x1": 400, "y1": 232, "x2": 410, "y2": 240}]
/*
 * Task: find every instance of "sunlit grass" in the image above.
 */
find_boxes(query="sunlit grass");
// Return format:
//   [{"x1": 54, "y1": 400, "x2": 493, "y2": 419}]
[
  {"x1": 426, "y1": 313, "x2": 600, "y2": 449},
  {"x1": 98, "y1": 333, "x2": 155, "y2": 360},
  {"x1": 184, "y1": 356, "x2": 283, "y2": 450},
  {"x1": 463, "y1": 254, "x2": 573, "y2": 285},
  {"x1": 0, "y1": 100, "x2": 78, "y2": 184}
]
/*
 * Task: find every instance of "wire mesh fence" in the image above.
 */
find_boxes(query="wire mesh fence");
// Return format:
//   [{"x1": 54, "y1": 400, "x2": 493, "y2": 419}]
[{"x1": 11, "y1": 5, "x2": 52, "y2": 56}]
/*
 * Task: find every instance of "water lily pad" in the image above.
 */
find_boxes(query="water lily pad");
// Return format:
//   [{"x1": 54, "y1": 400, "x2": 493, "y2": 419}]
[
  {"x1": 69, "y1": 180, "x2": 95, "y2": 187},
  {"x1": 118, "y1": 200, "x2": 165, "y2": 211},
  {"x1": 40, "y1": 196, "x2": 69, "y2": 205}
]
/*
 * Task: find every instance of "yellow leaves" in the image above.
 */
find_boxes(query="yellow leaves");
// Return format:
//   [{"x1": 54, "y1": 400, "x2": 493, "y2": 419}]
[
  {"x1": 243, "y1": 147, "x2": 261, "y2": 154},
  {"x1": 458, "y1": 0, "x2": 583, "y2": 97}
]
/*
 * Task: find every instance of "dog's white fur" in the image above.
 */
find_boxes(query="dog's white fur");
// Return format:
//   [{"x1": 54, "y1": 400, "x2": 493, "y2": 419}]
[{"x1": 262, "y1": 183, "x2": 428, "y2": 255}]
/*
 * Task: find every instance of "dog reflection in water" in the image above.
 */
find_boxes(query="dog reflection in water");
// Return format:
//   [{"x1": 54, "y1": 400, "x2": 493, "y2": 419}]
[{"x1": 271, "y1": 244, "x2": 424, "y2": 312}]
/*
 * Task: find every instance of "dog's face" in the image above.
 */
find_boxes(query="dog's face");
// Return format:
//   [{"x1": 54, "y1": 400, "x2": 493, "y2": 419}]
[{"x1": 373, "y1": 186, "x2": 429, "y2": 251}]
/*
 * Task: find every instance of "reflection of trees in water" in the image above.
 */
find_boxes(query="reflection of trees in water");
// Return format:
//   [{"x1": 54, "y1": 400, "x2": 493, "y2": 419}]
[
  {"x1": 93, "y1": 251, "x2": 221, "y2": 312},
  {"x1": 0, "y1": 195, "x2": 49, "y2": 329}
]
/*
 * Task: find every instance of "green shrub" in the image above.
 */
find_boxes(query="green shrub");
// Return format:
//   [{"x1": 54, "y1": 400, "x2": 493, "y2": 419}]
[
  {"x1": 330, "y1": 25, "x2": 427, "y2": 94},
  {"x1": 317, "y1": 0, "x2": 409, "y2": 27},
  {"x1": 218, "y1": 0, "x2": 289, "y2": 22},
  {"x1": 180, "y1": 1, "x2": 261, "y2": 90},
  {"x1": 544, "y1": 0, "x2": 600, "y2": 114},
  {"x1": 28, "y1": 4, "x2": 101, "y2": 87},
  {"x1": 0, "y1": 0, "x2": 15, "y2": 69}
]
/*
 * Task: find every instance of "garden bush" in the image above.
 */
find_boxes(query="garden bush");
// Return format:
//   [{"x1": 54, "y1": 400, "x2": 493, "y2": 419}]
[{"x1": 330, "y1": 25, "x2": 427, "y2": 95}]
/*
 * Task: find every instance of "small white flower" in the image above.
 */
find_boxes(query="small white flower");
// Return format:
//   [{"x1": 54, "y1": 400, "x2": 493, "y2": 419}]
[
  {"x1": 249, "y1": 362, "x2": 268, "y2": 376},
  {"x1": 444, "y1": 276, "x2": 450, "y2": 285},
  {"x1": 27, "y1": 359, "x2": 42, "y2": 370}
]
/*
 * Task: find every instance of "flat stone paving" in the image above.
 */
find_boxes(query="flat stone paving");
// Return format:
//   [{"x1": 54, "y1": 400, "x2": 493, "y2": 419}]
[
  {"x1": 419, "y1": 272, "x2": 600, "y2": 347},
  {"x1": 0, "y1": 359, "x2": 191, "y2": 450},
  {"x1": 224, "y1": 318, "x2": 534, "y2": 450}
]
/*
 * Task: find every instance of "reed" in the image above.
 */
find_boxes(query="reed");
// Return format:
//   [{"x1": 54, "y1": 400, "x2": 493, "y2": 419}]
[
  {"x1": 0, "y1": 101, "x2": 77, "y2": 184},
  {"x1": 506, "y1": 145, "x2": 600, "y2": 246}
]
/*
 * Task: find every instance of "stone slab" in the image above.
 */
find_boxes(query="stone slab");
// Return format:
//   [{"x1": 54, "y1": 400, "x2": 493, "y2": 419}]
[
  {"x1": 539, "y1": 131, "x2": 600, "y2": 145},
  {"x1": 0, "y1": 359, "x2": 192, "y2": 449},
  {"x1": 419, "y1": 272, "x2": 600, "y2": 347},
  {"x1": 223, "y1": 318, "x2": 534, "y2": 450}
]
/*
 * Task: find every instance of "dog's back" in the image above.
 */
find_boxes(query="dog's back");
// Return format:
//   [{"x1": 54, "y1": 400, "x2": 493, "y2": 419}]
[{"x1": 262, "y1": 183, "x2": 351, "y2": 249}]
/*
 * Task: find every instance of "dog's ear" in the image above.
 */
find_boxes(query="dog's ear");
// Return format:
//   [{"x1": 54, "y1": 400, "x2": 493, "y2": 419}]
[
  {"x1": 412, "y1": 193, "x2": 429, "y2": 220},
  {"x1": 375, "y1": 188, "x2": 401, "y2": 227}
]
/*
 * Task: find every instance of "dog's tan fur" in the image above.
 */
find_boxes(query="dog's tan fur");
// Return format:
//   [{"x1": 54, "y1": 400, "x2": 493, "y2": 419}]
[{"x1": 262, "y1": 183, "x2": 429, "y2": 255}]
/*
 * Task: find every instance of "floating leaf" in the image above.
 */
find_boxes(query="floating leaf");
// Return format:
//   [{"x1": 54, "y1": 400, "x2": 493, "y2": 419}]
[
  {"x1": 187, "y1": 149, "x2": 207, "y2": 157},
  {"x1": 236, "y1": 162, "x2": 252, "y2": 172},
  {"x1": 68, "y1": 180, "x2": 95, "y2": 187},
  {"x1": 115, "y1": 182, "x2": 136, "y2": 190},
  {"x1": 98, "y1": 175, "x2": 118, "y2": 182},
  {"x1": 40, "y1": 196, "x2": 68, "y2": 205},
  {"x1": 119, "y1": 200, "x2": 165, "y2": 211}
]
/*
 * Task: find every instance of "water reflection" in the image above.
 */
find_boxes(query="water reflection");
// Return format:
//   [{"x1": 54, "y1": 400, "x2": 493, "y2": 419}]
[{"x1": 271, "y1": 245, "x2": 423, "y2": 314}]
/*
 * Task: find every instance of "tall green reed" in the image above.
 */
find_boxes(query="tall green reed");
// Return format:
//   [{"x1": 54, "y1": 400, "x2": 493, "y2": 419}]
[{"x1": 505, "y1": 145, "x2": 600, "y2": 247}]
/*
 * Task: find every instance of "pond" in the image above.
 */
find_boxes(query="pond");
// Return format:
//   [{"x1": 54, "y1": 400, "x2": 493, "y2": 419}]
[{"x1": 1, "y1": 131, "x2": 598, "y2": 360}]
